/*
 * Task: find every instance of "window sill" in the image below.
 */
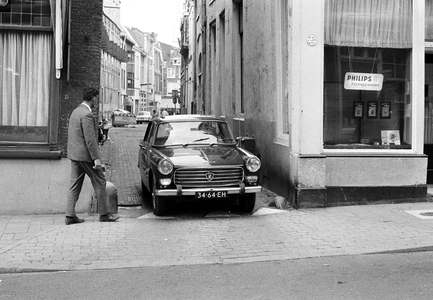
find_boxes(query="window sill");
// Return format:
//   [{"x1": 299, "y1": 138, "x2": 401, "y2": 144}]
[
  {"x1": 0, "y1": 150, "x2": 62, "y2": 159},
  {"x1": 0, "y1": 144, "x2": 62, "y2": 159},
  {"x1": 324, "y1": 144, "x2": 411, "y2": 150}
]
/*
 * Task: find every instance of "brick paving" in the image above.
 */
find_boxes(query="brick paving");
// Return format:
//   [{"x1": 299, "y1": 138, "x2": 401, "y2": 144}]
[
  {"x1": 2, "y1": 203, "x2": 433, "y2": 272},
  {"x1": 101, "y1": 125, "x2": 143, "y2": 206},
  {"x1": 1, "y1": 125, "x2": 433, "y2": 272}
]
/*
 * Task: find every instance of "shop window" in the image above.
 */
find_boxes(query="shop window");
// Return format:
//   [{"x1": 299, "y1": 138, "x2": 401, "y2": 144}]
[
  {"x1": 127, "y1": 72, "x2": 134, "y2": 89},
  {"x1": 0, "y1": 0, "x2": 53, "y2": 144},
  {"x1": 0, "y1": 0, "x2": 51, "y2": 27},
  {"x1": 324, "y1": 0, "x2": 412, "y2": 149}
]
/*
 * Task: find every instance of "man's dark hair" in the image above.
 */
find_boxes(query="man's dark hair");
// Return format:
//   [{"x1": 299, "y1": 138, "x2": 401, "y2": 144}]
[{"x1": 82, "y1": 87, "x2": 99, "y2": 101}]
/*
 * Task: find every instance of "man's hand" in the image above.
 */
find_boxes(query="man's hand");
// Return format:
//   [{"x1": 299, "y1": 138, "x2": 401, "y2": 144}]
[{"x1": 93, "y1": 159, "x2": 102, "y2": 170}]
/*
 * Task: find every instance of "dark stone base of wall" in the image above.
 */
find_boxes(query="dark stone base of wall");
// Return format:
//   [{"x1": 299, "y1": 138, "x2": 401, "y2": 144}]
[{"x1": 294, "y1": 186, "x2": 429, "y2": 208}]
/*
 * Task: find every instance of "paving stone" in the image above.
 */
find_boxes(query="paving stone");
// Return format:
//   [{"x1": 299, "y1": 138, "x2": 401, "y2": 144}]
[{"x1": 1, "y1": 126, "x2": 433, "y2": 272}]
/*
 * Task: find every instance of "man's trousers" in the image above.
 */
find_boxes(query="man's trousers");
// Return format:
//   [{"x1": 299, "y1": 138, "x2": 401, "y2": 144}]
[{"x1": 66, "y1": 160, "x2": 109, "y2": 216}]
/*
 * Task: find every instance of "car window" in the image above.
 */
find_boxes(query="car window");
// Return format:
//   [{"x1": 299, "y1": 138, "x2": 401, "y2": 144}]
[
  {"x1": 143, "y1": 121, "x2": 154, "y2": 142},
  {"x1": 153, "y1": 121, "x2": 235, "y2": 146}
]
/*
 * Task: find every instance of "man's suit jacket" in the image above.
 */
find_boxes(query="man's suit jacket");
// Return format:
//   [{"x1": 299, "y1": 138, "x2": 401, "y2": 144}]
[{"x1": 67, "y1": 104, "x2": 100, "y2": 163}]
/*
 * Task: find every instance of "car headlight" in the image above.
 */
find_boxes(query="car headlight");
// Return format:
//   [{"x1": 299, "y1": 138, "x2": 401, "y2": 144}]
[
  {"x1": 158, "y1": 159, "x2": 174, "y2": 175},
  {"x1": 246, "y1": 156, "x2": 261, "y2": 172}
]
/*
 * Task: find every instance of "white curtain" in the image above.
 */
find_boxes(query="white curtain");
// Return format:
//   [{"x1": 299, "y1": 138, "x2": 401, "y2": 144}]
[
  {"x1": 325, "y1": 0, "x2": 413, "y2": 48},
  {"x1": 0, "y1": 32, "x2": 52, "y2": 126}
]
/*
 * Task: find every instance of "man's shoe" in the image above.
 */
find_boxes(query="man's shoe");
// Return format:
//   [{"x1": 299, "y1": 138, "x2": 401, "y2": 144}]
[
  {"x1": 99, "y1": 214, "x2": 119, "y2": 222},
  {"x1": 65, "y1": 216, "x2": 85, "y2": 225}
]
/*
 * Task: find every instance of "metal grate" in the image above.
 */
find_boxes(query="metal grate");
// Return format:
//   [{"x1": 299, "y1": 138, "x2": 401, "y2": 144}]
[{"x1": 174, "y1": 167, "x2": 244, "y2": 188}]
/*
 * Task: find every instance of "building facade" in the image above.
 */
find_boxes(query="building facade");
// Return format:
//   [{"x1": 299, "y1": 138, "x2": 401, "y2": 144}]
[
  {"x1": 180, "y1": 0, "x2": 198, "y2": 115},
  {"x1": 101, "y1": 0, "x2": 128, "y2": 120},
  {"x1": 129, "y1": 28, "x2": 159, "y2": 113},
  {"x1": 160, "y1": 43, "x2": 181, "y2": 111},
  {"x1": 182, "y1": 0, "x2": 430, "y2": 207},
  {"x1": 120, "y1": 24, "x2": 136, "y2": 113},
  {"x1": 0, "y1": 0, "x2": 185, "y2": 214},
  {"x1": 0, "y1": 0, "x2": 105, "y2": 214}
]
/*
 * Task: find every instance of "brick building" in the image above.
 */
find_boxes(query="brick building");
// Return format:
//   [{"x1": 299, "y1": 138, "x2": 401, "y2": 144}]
[{"x1": 0, "y1": 0, "x2": 104, "y2": 214}]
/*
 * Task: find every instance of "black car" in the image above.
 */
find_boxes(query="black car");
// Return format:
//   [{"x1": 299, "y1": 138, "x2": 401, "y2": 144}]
[{"x1": 138, "y1": 115, "x2": 262, "y2": 216}]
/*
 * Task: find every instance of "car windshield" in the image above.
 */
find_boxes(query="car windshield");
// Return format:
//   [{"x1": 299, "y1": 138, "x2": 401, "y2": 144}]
[{"x1": 153, "y1": 120, "x2": 236, "y2": 146}]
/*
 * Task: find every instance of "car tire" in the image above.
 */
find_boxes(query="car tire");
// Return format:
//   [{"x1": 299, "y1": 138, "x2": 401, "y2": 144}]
[
  {"x1": 152, "y1": 178, "x2": 167, "y2": 216},
  {"x1": 141, "y1": 180, "x2": 151, "y2": 202},
  {"x1": 239, "y1": 194, "x2": 256, "y2": 213}
]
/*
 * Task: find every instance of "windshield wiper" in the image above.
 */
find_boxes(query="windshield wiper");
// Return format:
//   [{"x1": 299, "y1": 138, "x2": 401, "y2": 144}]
[
  {"x1": 192, "y1": 137, "x2": 210, "y2": 142},
  {"x1": 154, "y1": 143, "x2": 184, "y2": 148},
  {"x1": 182, "y1": 137, "x2": 210, "y2": 147},
  {"x1": 209, "y1": 142, "x2": 236, "y2": 147}
]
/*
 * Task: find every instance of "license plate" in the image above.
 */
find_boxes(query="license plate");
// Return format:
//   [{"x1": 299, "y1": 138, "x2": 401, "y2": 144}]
[{"x1": 195, "y1": 191, "x2": 228, "y2": 199}]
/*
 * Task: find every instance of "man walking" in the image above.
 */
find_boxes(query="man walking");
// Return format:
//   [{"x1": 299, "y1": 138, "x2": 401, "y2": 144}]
[{"x1": 65, "y1": 87, "x2": 119, "y2": 225}]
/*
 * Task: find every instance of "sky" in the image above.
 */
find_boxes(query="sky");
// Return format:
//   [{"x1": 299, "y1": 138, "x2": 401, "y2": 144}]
[{"x1": 120, "y1": 0, "x2": 184, "y2": 47}]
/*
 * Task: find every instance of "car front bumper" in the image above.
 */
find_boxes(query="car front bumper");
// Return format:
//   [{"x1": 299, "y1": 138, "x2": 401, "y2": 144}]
[{"x1": 155, "y1": 185, "x2": 262, "y2": 197}]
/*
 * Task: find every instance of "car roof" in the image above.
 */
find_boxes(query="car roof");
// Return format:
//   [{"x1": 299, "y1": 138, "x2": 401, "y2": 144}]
[{"x1": 153, "y1": 114, "x2": 225, "y2": 123}]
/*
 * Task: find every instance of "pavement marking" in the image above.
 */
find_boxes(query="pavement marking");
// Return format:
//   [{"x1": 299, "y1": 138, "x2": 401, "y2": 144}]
[
  {"x1": 137, "y1": 213, "x2": 176, "y2": 220},
  {"x1": 253, "y1": 207, "x2": 289, "y2": 216},
  {"x1": 405, "y1": 210, "x2": 433, "y2": 219},
  {"x1": 136, "y1": 208, "x2": 288, "y2": 219},
  {"x1": 204, "y1": 210, "x2": 241, "y2": 218}
]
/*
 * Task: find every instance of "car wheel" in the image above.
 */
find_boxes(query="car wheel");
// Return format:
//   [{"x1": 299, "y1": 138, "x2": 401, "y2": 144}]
[
  {"x1": 152, "y1": 178, "x2": 167, "y2": 216},
  {"x1": 239, "y1": 194, "x2": 256, "y2": 213}
]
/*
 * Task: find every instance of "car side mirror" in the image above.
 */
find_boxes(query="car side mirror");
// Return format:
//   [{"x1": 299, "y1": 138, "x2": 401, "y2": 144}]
[{"x1": 236, "y1": 136, "x2": 256, "y2": 155}]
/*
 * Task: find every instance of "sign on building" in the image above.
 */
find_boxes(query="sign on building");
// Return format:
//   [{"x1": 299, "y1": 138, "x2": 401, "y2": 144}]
[{"x1": 344, "y1": 72, "x2": 384, "y2": 91}]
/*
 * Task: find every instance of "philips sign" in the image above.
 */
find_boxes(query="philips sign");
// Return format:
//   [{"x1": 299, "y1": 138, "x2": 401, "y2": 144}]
[{"x1": 344, "y1": 72, "x2": 384, "y2": 91}]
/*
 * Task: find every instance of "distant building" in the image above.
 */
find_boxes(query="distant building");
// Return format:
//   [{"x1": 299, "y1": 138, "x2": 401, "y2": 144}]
[
  {"x1": 101, "y1": 0, "x2": 128, "y2": 119},
  {"x1": 160, "y1": 43, "x2": 181, "y2": 111}
]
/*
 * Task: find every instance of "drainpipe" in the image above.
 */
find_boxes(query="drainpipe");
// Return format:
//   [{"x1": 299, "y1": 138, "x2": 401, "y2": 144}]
[{"x1": 201, "y1": 0, "x2": 207, "y2": 115}]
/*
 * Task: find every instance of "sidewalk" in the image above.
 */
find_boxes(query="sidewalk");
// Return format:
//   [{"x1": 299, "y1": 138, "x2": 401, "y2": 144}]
[
  {"x1": 2, "y1": 126, "x2": 433, "y2": 273},
  {"x1": 2, "y1": 201, "x2": 433, "y2": 272}
]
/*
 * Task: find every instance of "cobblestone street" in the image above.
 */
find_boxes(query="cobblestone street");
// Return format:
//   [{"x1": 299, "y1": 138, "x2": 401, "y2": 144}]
[{"x1": 1, "y1": 125, "x2": 433, "y2": 273}]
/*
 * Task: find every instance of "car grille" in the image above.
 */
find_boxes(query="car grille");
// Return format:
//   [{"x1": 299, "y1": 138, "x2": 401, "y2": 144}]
[{"x1": 174, "y1": 167, "x2": 244, "y2": 188}]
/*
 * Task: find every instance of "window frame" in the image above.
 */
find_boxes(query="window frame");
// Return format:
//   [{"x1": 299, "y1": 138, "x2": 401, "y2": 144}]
[
  {"x1": 322, "y1": 0, "x2": 422, "y2": 154},
  {"x1": 274, "y1": 0, "x2": 290, "y2": 146},
  {"x1": 0, "y1": 0, "x2": 61, "y2": 159}
]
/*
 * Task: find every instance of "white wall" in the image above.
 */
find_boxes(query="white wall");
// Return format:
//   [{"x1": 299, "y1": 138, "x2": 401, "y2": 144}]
[{"x1": 0, "y1": 159, "x2": 92, "y2": 215}]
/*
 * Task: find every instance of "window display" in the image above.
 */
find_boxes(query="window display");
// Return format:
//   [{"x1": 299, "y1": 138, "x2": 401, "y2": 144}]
[{"x1": 323, "y1": 0, "x2": 412, "y2": 149}]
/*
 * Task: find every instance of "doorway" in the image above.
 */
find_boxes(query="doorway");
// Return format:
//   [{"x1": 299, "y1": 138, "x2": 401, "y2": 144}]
[{"x1": 424, "y1": 53, "x2": 433, "y2": 183}]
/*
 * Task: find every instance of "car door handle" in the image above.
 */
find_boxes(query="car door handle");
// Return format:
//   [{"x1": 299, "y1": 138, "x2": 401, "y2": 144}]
[{"x1": 140, "y1": 145, "x2": 147, "y2": 150}]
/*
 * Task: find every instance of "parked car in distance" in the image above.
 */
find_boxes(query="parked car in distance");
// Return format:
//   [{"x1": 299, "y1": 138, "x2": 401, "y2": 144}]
[
  {"x1": 138, "y1": 115, "x2": 262, "y2": 216},
  {"x1": 112, "y1": 108, "x2": 136, "y2": 127},
  {"x1": 136, "y1": 111, "x2": 152, "y2": 124}
]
